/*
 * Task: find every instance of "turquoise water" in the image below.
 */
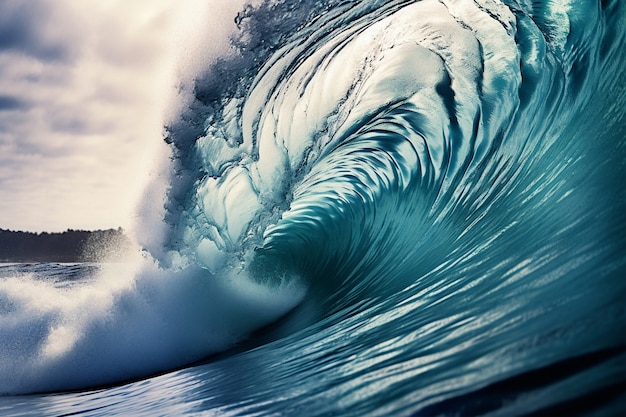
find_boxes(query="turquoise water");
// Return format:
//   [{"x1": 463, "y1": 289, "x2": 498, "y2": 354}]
[{"x1": 1, "y1": 0, "x2": 625, "y2": 415}]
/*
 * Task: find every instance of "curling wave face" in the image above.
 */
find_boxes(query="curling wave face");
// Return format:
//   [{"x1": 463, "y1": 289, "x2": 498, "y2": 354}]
[{"x1": 164, "y1": 0, "x2": 623, "y2": 305}]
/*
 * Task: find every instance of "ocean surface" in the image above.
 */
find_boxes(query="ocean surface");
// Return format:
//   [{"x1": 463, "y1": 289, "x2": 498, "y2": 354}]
[{"x1": 1, "y1": 0, "x2": 625, "y2": 415}]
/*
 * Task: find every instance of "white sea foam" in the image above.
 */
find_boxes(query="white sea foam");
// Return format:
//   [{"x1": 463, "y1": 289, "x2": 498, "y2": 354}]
[{"x1": 0, "y1": 258, "x2": 305, "y2": 394}]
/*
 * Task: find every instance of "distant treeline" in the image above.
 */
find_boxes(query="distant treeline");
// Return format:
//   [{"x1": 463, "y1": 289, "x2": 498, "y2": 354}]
[{"x1": 0, "y1": 228, "x2": 133, "y2": 263}]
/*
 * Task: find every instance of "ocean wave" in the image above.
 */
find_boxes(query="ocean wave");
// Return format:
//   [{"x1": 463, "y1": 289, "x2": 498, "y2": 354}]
[{"x1": 1, "y1": 1, "x2": 624, "y2": 410}]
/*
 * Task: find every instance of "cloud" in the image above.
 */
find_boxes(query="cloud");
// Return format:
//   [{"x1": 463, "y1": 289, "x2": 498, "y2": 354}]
[
  {"x1": 0, "y1": 0, "x2": 179, "y2": 232},
  {"x1": 0, "y1": 0, "x2": 83, "y2": 62},
  {"x1": 0, "y1": 95, "x2": 27, "y2": 111},
  {"x1": 0, "y1": 0, "x2": 247, "y2": 232}
]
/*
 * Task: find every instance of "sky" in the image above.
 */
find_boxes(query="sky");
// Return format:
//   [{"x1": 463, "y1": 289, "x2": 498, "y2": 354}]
[{"x1": 0, "y1": 0, "x2": 246, "y2": 233}]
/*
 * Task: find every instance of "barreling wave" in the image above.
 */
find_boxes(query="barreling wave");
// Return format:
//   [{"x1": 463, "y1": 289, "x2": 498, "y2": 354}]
[
  {"x1": 161, "y1": 0, "x2": 624, "y2": 308},
  {"x1": 151, "y1": 0, "x2": 626, "y2": 411},
  {"x1": 1, "y1": 0, "x2": 624, "y2": 412}
]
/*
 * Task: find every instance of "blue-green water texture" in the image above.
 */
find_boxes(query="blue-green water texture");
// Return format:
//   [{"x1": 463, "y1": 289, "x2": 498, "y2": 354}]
[{"x1": 1, "y1": 0, "x2": 625, "y2": 415}]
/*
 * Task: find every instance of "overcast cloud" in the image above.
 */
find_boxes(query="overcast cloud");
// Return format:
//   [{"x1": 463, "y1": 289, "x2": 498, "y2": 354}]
[{"x1": 0, "y1": 0, "x2": 244, "y2": 232}]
